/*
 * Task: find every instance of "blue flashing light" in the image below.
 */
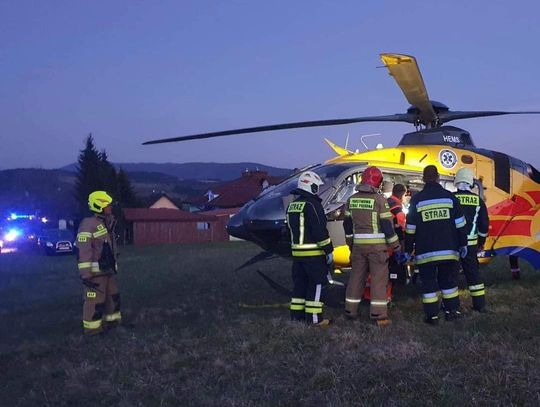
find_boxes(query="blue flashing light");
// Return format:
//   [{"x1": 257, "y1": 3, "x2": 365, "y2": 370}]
[
  {"x1": 4, "y1": 228, "x2": 20, "y2": 242},
  {"x1": 7, "y1": 213, "x2": 33, "y2": 221}
]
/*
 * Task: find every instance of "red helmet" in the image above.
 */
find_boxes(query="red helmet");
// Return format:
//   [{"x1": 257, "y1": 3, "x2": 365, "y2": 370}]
[{"x1": 361, "y1": 166, "x2": 383, "y2": 188}]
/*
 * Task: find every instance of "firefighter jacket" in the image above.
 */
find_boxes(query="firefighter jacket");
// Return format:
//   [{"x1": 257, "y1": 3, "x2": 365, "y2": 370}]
[
  {"x1": 286, "y1": 189, "x2": 333, "y2": 259},
  {"x1": 405, "y1": 182, "x2": 467, "y2": 265},
  {"x1": 453, "y1": 190, "x2": 489, "y2": 247},
  {"x1": 77, "y1": 214, "x2": 118, "y2": 279},
  {"x1": 388, "y1": 194, "x2": 406, "y2": 240},
  {"x1": 343, "y1": 184, "x2": 400, "y2": 251}
]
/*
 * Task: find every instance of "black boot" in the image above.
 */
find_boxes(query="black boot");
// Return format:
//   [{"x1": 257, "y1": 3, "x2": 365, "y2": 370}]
[{"x1": 424, "y1": 315, "x2": 439, "y2": 325}]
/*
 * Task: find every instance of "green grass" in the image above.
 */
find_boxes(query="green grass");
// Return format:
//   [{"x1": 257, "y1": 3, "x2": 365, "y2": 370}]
[{"x1": 1, "y1": 242, "x2": 539, "y2": 406}]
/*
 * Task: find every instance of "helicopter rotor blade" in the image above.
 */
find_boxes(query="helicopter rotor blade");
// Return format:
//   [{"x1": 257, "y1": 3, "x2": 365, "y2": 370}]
[
  {"x1": 142, "y1": 114, "x2": 414, "y2": 145},
  {"x1": 380, "y1": 53, "x2": 437, "y2": 126},
  {"x1": 439, "y1": 110, "x2": 540, "y2": 124}
]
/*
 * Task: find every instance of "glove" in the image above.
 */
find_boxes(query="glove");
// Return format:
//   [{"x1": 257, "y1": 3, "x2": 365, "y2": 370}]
[
  {"x1": 459, "y1": 246, "x2": 468, "y2": 259},
  {"x1": 326, "y1": 253, "x2": 334, "y2": 265},
  {"x1": 394, "y1": 251, "x2": 411, "y2": 265}
]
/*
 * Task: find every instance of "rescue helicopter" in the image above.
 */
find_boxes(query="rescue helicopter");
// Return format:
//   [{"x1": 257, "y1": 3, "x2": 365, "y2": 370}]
[{"x1": 144, "y1": 53, "x2": 540, "y2": 271}]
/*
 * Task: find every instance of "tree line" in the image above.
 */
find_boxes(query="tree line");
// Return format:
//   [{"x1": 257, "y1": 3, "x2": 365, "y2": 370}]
[{"x1": 75, "y1": 134, "x2": 138, "y2": 217}]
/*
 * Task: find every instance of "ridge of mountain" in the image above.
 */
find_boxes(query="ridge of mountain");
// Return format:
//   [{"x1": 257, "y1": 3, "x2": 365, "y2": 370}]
[{"x1": 59, "y1": 162, "x2": 293, "y2": 181}]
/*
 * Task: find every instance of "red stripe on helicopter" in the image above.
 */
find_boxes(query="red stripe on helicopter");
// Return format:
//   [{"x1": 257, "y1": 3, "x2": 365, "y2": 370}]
[
  {"x1": 489, "y1": 219, "x2": 533, "y2": 237},
  {"x1": 524, "y1": 191, "x2": 540, "y2": 204}
]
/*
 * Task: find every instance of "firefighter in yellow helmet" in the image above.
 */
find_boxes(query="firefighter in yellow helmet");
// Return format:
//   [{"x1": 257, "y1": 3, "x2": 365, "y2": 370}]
[{"x1": 77, "y1": 191, "x2": 122, "y2": 335}]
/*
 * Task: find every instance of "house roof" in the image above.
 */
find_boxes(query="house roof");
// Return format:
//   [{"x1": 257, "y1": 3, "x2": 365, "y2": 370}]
[
  {"x1": 200, "y1": 207, "x2": 240, "y2": 216},
  {"x1": 123, "y1": 208, "x2": 217, "y2": 222},
  {"x1": 206, "y1": 170, "x2": 286, "y2": 208},
  {"x1": 149, "y1": 195, "x2": 180, "y2": 210},
  {"x1": 143, "y1": 193, "x2": 184, "y2": 209}
]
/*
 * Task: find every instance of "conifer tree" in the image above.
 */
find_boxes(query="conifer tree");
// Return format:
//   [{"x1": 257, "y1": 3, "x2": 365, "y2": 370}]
[
  {"x1": 117, "y1": 168, "x2": 138, "y2": 207},
  {"x1": 99, "y1": 149, "x2": 118, "y2": 194},
  {"x1": 75, "y1": 134, "x2": 101, "y2": 216}
]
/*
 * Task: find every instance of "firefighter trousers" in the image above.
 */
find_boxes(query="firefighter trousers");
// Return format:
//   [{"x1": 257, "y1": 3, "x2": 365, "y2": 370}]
[
  {"x1": 345, "y1": 247, "x2": 389, "y2": 320},
  {"x1": 419, "y1": 261, "x2": 460, "y2": 318},
  {"x1": 290, "y1": 258, "x2": 328, "y2": 324},
  {"x1": 460, "y1": 245, "x2": 485, "y2": 310},
  {"x1": 83, "y1": 274, "x2": 122, "y2": 335}
]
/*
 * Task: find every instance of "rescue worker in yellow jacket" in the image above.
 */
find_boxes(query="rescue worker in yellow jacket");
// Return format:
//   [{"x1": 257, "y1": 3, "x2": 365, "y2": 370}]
[
  {"x1": 343, "y1": 166, "x2": 401, "y2": 326},
  {"x1": 77, "y1": 191, "x2": 122, "y2": 335}
]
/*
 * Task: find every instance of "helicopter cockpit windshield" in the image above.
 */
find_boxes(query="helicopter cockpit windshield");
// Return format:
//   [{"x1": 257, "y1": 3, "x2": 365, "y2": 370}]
[{"x1": 226, "y1": 162, "x2": 361, "y2": 252}]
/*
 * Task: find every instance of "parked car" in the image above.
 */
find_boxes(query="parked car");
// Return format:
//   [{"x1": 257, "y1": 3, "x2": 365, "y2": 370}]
[{"x1": 38, "y1": 229, "x2": 76, "y2": 255}]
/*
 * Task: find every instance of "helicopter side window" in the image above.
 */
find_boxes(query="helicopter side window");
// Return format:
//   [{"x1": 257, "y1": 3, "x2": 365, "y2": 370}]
[
  {"x1": 329, "y1": 173, "x2": 361, "y2": 205},
  {"x1": 493, "y1": 152, "x2": 511, "y2": 193},
  {"x1": 440, "y1": 180, "x2": 457, "y2": 193},
  {"x1": 527, "y1": 164, "x2": 540, "y2": 183}
]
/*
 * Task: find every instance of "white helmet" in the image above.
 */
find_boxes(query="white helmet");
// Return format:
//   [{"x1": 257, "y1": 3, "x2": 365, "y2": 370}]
[
  {"x1": 454, "y1": 167, "x2": 474, "y2": 187},
  {"x1": 297, "y1": 171, "x2": 324, "y2": 194}
]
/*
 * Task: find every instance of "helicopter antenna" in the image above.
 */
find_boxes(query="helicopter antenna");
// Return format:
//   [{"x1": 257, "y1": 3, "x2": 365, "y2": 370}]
[
  {"x1": 360, "y1": 133, "x2": 381, "y2": 150},
  {"x1": 345, "y1": 131, "x2": 350, "y2": 150}
]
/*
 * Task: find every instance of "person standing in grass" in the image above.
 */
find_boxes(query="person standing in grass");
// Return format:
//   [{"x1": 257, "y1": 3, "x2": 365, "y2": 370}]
[
  {"x1": 453, "y1": 168, "x2": 489, "y2": 312},
  {"x1": 405, "y1": 165, "x2": 468, "y2": 324},
  {"x1": 343, "y1": 166, "x2": 401, "y2": 327},
  {"x1": 77, "y1": 191, "x2": 122, "y2": 335},
  {"x1": 286, "y1": 171, "x2": 333, "y2": 326}
]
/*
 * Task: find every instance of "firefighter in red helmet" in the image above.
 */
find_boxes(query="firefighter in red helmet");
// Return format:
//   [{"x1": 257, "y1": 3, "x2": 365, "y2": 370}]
[{"x1": 343, "y1": 166, "x2": 401, "y2": 326}]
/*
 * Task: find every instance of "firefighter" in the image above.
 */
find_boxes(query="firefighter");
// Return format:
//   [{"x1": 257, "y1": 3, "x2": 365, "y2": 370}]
[
  {"x1": 287, "y1": 171, "x2": 333, "y2": 326},
  {"x1": 387, "y1": 184, "x2": 408, "y2": 287},
  {"x1": 388, "y1": 184, "x2": 407, "y2": 241},
  {"x1": 77, "y1": 191, "x2": 122, "y2": 335},
  {"x1": 405, "y1": 165, "x2": 468, "y2": 324},
  {"x1": 453, "y1": 168, "x2": 489, "y2": 312},
  {"x1": 343, "y1": 166, "x2": 401, "y2": 326}
]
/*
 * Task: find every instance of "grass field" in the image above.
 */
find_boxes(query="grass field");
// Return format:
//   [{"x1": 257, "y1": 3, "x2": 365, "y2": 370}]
[{"x1": 1, "y1": 242, "x2": 539, "y2": 406}]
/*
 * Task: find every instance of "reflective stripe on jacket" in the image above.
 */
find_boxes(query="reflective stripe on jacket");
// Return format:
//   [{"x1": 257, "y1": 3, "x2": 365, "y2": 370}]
[
  {"x1": 388, "y1": 195, "x2": 406, "y2": 240},
  {"x1": 287, "y1": 189, "x2": 333, "y2": 258},
  {"x1": 76, "y1": 215, "x2": 117, "y2": 278},
  {"x1": 453, "y1": 190, "x2": 489, "y2": 246},
  {"x1": 343, "y1": 184, "x2": 399, "y2": 250},
  {"x1": 405, "y1": 182, "x2": 467, "y2": 265}
]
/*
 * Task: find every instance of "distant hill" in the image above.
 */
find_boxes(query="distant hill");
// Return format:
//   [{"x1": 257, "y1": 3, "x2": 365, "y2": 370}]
[
  {"x1": 0, "y1": 162, "x2": 293, "y2": 219},
  {"x1": 60, "y1": 162, "x2": 293, "y2": 181}
]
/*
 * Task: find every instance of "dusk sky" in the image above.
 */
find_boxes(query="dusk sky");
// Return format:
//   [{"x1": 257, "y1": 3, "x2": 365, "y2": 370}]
[{"x1": 2, "y1": 1, "x2": 540, "y2": 170}]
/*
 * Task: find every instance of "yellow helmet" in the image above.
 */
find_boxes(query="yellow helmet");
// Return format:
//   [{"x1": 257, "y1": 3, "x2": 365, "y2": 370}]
[
  {"x1": 454, "y1": 168, "x2": 474, "y2": 186},
  {"x1": 88, "y1": 191, "x2": 113, "y2": 213}
]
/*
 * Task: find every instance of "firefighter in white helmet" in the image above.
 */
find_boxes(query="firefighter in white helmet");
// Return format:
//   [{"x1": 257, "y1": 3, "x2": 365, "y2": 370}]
[
  {"x1": 286, "y1": 171, "x2": 333, "y2": 326},
  {"x1": 77, "y1": 191, "x2": 122, "y2": 335},
  {"x1": 453, "y1": 168, "x2": 489, "y2": 312}
]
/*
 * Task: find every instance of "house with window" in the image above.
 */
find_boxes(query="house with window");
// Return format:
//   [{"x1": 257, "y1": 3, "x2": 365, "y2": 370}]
[{"x1": 123, "y1": 208, "x2": 229, "y2": 246}]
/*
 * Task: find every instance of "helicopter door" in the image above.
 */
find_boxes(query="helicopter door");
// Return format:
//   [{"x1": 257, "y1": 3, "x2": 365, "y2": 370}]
[
  {"x1": 325, "y1": 170, "x2": 363, "y2": 247},
  {"x1": 473, "y1": 178, "x2": 485, "y2": 201}
]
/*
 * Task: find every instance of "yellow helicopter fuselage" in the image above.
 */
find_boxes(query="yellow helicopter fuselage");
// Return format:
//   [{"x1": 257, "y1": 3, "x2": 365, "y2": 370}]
[{"x1": 326, "y1": 142, "x2": 540, "y2": 269}]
